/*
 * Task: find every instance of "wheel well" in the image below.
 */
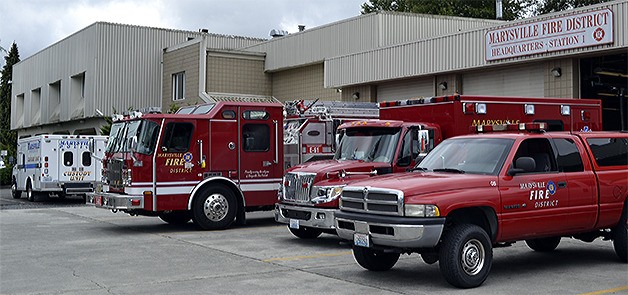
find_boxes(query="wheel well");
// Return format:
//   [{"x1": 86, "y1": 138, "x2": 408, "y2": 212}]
[
  {"x1": 188, "y1": 178, "x2": 245, "y2": 214},
  {"x1": 445, "y1": 207, "x2": 498, "y2": 242}
]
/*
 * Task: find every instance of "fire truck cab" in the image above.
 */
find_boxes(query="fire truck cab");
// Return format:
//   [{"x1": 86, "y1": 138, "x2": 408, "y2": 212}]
[
  {"x1": 283, "y1": 99, "x2": 378, "y2": 170},
  {"x1": 276, "y1": 95, "x2": 603, "y2": 239},
  {"x1": 87, "y1": 96, "x2": 284, "y2": 230}
]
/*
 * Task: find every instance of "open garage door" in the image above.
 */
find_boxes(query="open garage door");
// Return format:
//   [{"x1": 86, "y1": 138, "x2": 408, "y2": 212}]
[{"x1": 581, "y1": 53, "x2": 627, "y2": 131}]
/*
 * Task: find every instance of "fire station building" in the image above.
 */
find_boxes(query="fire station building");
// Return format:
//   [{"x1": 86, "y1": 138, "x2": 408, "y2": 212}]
[{"x1": 11, "y1": 0, "x2": 628, "y2": 137}]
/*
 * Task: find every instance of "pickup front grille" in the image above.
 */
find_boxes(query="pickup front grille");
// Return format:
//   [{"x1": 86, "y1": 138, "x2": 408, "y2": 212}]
[
  {"x1": 283, "y1": 172, "x2": 316, "y2": 203},
  {"x1": 340, "y1": 186, "x2": 403, "y2": 216}
]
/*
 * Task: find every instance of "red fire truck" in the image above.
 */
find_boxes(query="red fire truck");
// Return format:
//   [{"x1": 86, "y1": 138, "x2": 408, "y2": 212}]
[
  {"x1": 275, "y1": 95, "x2": 603, "y2": 239},
  {"x1": 283, "y1": 99, "x2": 378, "y2": 170},
  {"x1": 87, "y1": 96, "x2": 284, "y2": 229}
]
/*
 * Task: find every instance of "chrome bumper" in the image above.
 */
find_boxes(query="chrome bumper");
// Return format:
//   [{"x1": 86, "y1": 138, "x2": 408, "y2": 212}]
[
  {"x1": 274, "y1": 203, "x2": 336, "y2": 229},
  {"x1": 86, "y1": 192, "x2": 144, "y2": 210},
  {"x1": 335, "y1": 211, "x2": 445, "y2": 248}
]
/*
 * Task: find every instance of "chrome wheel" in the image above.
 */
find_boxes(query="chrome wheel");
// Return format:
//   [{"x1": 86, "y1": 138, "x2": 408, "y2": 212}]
[
  {"x1": 461, "y1": 238, "x2": 485, "y2": 276},
  {"x1": 203, "y1": 193, "x2": 229, "y2": 221}
]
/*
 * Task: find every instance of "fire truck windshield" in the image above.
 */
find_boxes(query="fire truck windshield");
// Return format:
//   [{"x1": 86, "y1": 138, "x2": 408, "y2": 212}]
[
  {"x1": 416, "y1": 138, "x2": 514, "y2": 175},
  {"x1": 334, "y1": 127, "x2": 400, "y2": 163},
  {"x1": 105, "y1": 120, "x2": 160, "y2": 155}
]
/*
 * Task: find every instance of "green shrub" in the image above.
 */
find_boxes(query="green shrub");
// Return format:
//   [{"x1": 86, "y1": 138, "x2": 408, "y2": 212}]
[{"x1": 0, "y1": 165, "x2": 12, "y2": 186}]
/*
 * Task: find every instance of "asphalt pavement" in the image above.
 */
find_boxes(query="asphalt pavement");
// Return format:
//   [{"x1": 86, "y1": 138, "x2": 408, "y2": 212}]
[{"x1": 1, "y1": 186, "x2": 627, "y2": 294}]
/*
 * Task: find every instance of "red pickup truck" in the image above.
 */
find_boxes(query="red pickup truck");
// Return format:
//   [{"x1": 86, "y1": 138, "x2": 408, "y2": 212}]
[{"x1": 335, "y1": 124, "x2": 627, "y2": 288}]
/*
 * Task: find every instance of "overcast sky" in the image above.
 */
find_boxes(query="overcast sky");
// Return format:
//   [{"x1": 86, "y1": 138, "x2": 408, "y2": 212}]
[{"x1": 0, "y1": 0, "x2": 366, "y2": 67}]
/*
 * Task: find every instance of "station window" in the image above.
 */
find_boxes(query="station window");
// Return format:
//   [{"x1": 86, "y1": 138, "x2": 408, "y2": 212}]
[
  {"x1": 172, "y1": 72, "x2": 185, "y2": 101},
  {"x1": 64, "y1": 151, "x2": 73, "y2": 167},
  {"x1": 242, "y1": 124, "x2": 270, "y2": 152}
]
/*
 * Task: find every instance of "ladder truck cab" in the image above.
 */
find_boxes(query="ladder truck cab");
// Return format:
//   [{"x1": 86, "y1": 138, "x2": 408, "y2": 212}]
[
  {"x1": 283, "y1": 99, "x2": 378, "y2": 170},
  {"x1": 12, "y1": 134, "x2": 108, "y2": 201},
  {"x1": 87, "y1": 95, "x2": 284, "y2": 230},
  {"x1": 275, "y1": 95, "x2": 603, "y2": 239}
]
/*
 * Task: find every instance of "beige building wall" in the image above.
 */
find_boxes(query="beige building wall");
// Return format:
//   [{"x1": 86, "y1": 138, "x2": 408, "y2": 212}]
[
  {"x1": 162, "y1": 42, "x2": 202, "y2": 112},
  {"x1": 206, "y1": 52, "x2": 271, "y2": 96},
  {"x1": 544, "y1": 58, "x2": 578, "y2": 98},
  {"x1": 341, "y1": 85, "x2": 377, "y2": 102},
  {"x1": 271, "y1": 63, "x2": 341, "y2": 102}
]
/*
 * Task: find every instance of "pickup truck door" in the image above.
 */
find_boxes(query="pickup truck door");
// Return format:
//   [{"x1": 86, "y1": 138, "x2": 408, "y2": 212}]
[{"x1": 499, "y1": 137, "x2": 569, "y2": 241}]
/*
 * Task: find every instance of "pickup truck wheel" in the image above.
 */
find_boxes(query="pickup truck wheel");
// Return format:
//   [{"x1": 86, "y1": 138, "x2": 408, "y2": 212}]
[
  {"x1": 525, "y1": 237, "x2": 561, "y2": 252},
  {"x1": 11, "y1": 178, "x2": 21, "y2": 199},
  {"x1": 421, "y1": 252, "x2": 439, "y2": 265},
  {"x1": 439, "y1": 224, "x2": 492, "y2": 288},
  {"x1": 612, "y1": 203, "x2": 627, "y2": 262},
  {"x1": 288, "y1": 226, "x2": 322, "y2": 239},
  {"x1": 352, "y1": 246, "x2": 399, "y2": 271},
  {"x1": 159, "y1": 211, "x2": 192, "y2": 225},
  {"x1": 192, "y1": 185, "x2": 237, "y2": 230}
]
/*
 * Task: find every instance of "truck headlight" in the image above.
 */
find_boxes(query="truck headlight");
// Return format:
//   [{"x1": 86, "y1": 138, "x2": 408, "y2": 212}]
[
  {"x1": 311, "y1": 186, "x2": 344, "y2": 204},
  {"x1": 405, "y1": 204, "x2": 440, "y2": 217}
]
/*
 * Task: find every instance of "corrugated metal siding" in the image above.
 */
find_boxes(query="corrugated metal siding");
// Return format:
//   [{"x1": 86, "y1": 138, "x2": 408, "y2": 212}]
[
  {"x1": 12, "y1": 22, "x2": 264, "y2": 131},
  {"x1": 243, "y1": 11, "x2": 501, "y2": 72},
  {"x1": 378, "y1": 12, "x2": 502, "y2": 47},
  {"x1": 325, "y1": 0, "x2": 628, "y2": 88},
  {"x1": 463, "y1": 63, "x2": 544, "y2": 97},
  {"x1": 376, "y1": 77, "x2": 434, "y2": 101}
]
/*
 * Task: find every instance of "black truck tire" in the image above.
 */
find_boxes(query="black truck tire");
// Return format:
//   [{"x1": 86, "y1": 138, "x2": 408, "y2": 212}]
[
  {"x1": 11, "y1": 177, "x2": 22, "y2": 199},
  {"x1": 159, "y1": 211, "x2": 192, "y2": 225},
  {"x1": 352, "y1": 246, "x2": 399, "y2": 271},
  {"x1": 525, "y1": 237, "x2": 561, "y2": 252},
  {"x1": 192, "y1": 185, "x2": 237, "y2": 230},
  {"x1": 612, "y1": 202, "x2": 627, "y2": 262},
  {"x1": 288, "y1": 226, "x2": 323, "y2": 239},
  {"x1": 439, "y1": 224, "x2": 493, "y2": 288}
]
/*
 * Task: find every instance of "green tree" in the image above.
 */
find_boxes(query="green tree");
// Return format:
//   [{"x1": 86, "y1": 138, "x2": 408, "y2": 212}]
[
  {"x1": 0, "y1": 42, "x2": 20, "y2": 184},
  {"x1": 536, "y1": 0, "x2": 613, "y2": 15},
  {"x1": 361, "y1": 0, "x2": 529, "y2": 20}
]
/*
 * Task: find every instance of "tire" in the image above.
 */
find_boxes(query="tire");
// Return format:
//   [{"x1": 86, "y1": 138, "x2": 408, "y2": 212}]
[
  {"x1": 159, "y1": 211, "x2": 192, "y2": 225},
  {"x1": 26, "y1": 181, "x2": 36, "y2": 202},
  {"x1": 352, "y1": 246, "x2": 400, "y2": 271},
  {"x1": 525, "y1": 237, "x2": 561, "y2": 252},
  {"x1": 438, "y1": 224, "x2": 493, "y2": 288},
  {"x1": 612, "y1": 202, "x2": 627, "y2": 262},
  {"x1": 192, "y1": 185, "x2": 237, "y2": 230},
  {"x1": 11, "y1": 178, "x2": 22, "y2": 199},
  {"x1": 288, "y1": 226, "x2": 323, "y2": 239}
]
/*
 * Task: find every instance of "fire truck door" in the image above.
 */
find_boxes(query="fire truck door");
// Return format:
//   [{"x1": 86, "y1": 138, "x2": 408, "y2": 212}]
[
  {"x1": 238, "y1": 108, "x2": 281, "y2": 207},
  {"x1": 209, "y1": 111, "x2": 238, "y2": 179}
]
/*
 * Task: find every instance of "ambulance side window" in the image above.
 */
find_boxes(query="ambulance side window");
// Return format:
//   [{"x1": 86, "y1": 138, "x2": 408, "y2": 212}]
[
  {"x1": 82, "y1": 151, "x2": 92, "y2": 166},
  {"x1": 161, "y1": 122, "x2": 194, "y2": 152},
  {"x1": 64, "y1": 151, "x2": 73, "y2": 166},
  {"x1": 243, "y1": 124, "x2": 270, "y2": 152}
]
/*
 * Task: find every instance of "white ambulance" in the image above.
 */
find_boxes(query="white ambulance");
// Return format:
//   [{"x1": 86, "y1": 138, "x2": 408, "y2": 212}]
[{"x1": 11, "y1": 134, "x2": 108, "y2": 201}]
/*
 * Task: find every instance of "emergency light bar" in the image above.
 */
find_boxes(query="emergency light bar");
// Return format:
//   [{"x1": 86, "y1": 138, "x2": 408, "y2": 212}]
[
  {"x1": 379, "y1": 95, "x2": 461, "y2": 108},
  {"x1": 474, "y1": 122, "x2": 547, "y2": 133}
]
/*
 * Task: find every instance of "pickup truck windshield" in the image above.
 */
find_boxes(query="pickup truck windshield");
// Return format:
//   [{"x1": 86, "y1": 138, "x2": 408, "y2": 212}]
[
  {"x1": 105, "y1": 120, "x2": 160, "y2": 155},
  {"x1": 417, "y1": 138, "x2": 514, "y2": 175},
  {"x1": 334, "y1": 127, "x2": 400, "y2": 163}
]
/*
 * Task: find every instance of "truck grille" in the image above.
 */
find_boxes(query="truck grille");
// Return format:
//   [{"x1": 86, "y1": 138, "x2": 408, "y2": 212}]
[
  {"x1": 107, "y1": 159, "x2": 124, "y2": 190},
  {"x1": 283, "y1": 172, "x2": 316, "y2": 203},
  {"x1": 340, "y1": 186, "x2": 403, "y2": 216}
]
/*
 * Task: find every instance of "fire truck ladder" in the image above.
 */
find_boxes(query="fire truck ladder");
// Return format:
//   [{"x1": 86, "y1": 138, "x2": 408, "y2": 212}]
[
  {"x1": 289, "y1": 100, "x2": 379, "y2": 119},
  {"x1": 202, "y1": 92, "x2": 281, "y2": 104}
]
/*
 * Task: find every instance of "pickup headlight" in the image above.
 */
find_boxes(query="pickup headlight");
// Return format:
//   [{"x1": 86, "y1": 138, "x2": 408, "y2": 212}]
[
  {"x1": 405, "y1": 204, "x2": 440, "y2": 217},
  {"x1": 311, "y1": 186, "x2": 344, "y2": 204}
]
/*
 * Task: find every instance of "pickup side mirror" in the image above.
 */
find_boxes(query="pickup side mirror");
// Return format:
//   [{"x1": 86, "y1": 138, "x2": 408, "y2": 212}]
[
  {"x1": 88, "y1": 138, "x2": 95, "y2": 154},
  {"x1": 508, "y1": 157, "x2": 536, "y2": 176}
]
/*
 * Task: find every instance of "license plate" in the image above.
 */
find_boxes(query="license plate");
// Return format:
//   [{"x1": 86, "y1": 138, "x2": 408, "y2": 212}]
[
  {"x1": 354, "y1": 233, "x2": 370, "y2": 247},
  {"x1": 289, "y1": 219, "x2": 299, "y2": 229}
]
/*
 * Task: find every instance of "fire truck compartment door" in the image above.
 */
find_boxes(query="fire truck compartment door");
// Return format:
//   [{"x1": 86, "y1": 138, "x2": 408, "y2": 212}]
[{"x1": 210, "y1": 120, "x2": 238, "y2": 175}]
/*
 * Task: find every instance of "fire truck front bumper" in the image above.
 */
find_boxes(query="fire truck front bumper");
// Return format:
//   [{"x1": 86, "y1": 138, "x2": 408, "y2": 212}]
[
  {"x1": 335, "y1": 211, "x2": 445, "y2": 249},
  {"x1": 86, "y1": 192, "x2": 144, "y2": 210},
  {"x1": 274, "y1": 203, "x2": 336, "y2": 230}
]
